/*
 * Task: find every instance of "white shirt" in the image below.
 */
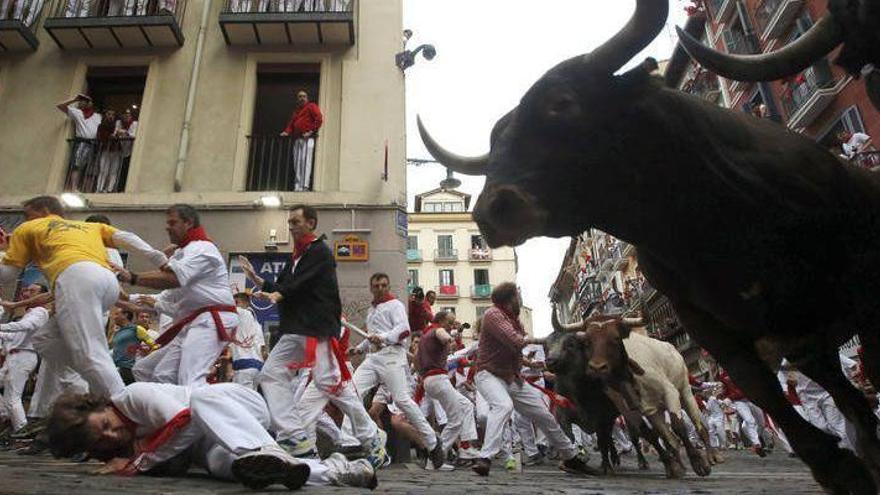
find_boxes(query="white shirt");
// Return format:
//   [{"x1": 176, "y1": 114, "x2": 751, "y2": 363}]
[
  {"x1": 165, "y1": 240, "x2": 235, "y2": 316},
  {"x1": 0, "y1": 306, "x2": 49, "y2": 352},
  {"x1": 231, "y1": 307, "x2": 265, "y2": 362},
  {"x1": 520, "y1": 343, "x2": 546, "y2": 379},
  {"x1": 107, "y1": 247, "x2": 124, "y2": 268},
  {"x1": 843, "y1": 132, "x2": 871, "y2": 158},
  {"x1": 364, "y1": 298, "x2": 410, "y2": 351},
  {"x1": 705, "y1": 396, "x2": 724, "y2": 420},
  {"x1": 67, "y1": 106, "x2": 101, "y2": 139}
]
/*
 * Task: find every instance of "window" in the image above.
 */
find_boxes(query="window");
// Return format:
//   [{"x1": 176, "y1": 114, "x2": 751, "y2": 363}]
[
  {"x1": 437, "y1": 235, "x2": 454, "y2": 257},
  {"x1": 64, "y1": 66, "x2": 147, "y2": 194},
  {"x1": 471, "y1": 235, "x2": 486, "y2": 249},
  {"x1": 423, "y1": 202, "x2": 440, "y2": 212},
  {"x1": 407, "y1": 269, "x2": 419, "y2": 288},
  {"x1": 439, "y1": 269, "x2": 455, "y2": 286},
  {"x1": 441, "y1": 307, "x2": 456, "y2": 315},
  {"x1": 406, "y1": 236, "x2": 419, "y2": 250},
  {"x1": 474, "y1": 269, "x2": 489, "y2": 285},
  {"x1": 247, "y1": 63, "x2": 321, "y2": 192},
  {"x1": 817, "y1": 106, "x2": 867, "y2": 148}
]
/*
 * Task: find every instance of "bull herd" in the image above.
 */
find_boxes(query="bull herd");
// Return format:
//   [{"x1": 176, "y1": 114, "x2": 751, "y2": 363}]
[{"x1": 420, "y1": 1, "x2": 880, "y2": 493}]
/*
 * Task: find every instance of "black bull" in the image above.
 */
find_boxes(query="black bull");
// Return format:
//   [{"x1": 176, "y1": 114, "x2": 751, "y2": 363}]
[{"x1": 419, "y1": 1, "x2": 880, "y2": 493}]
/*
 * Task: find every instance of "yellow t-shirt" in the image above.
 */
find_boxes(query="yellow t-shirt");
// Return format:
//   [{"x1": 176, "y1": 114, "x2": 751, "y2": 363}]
[{"x1": 2, "y1": 215, "x2": 118, "y2": 286}]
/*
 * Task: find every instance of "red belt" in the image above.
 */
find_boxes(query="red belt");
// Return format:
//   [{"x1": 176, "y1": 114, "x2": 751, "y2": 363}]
[
  {"x1": 522, "y1": 375, "x2": 573, "y2": 412},
  {"x1": 155, "y1": 305, "x2": 239, "y2": 348},
  {"x1": 414, "y1": 368, "x2": 448, "y2": 404},
  {"x1": 8, "y1": 349, "x2": 35, "y2": 354},
  {"x1": 288, "y1": 336, "x2": 351, "y2": 395}
]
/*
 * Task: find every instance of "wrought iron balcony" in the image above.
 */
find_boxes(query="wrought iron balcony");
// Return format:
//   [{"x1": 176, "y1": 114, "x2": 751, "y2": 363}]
[
  {"x1": 0, "y1": 0, "x2": 42, "y2": 50},
  {"x1": 406, "y1": 249, "x2": 422, "y2": 262},
  {"x1": 63, "y1": 137, "x2": 135, "y2": 193},
  {"x1": 469, "y1": 247, "x2": 492, "y2": 261},
  {"x1": 433, "y1": 249, "x2": 458, "y2": 262},
  {"x1": 754, "y1": 0, "x2": 803, "y2": 40},
  {"x1": 44, "y1": 0, "x2": 185, "y2": 49},
  {"x1": 436, "y1": 285, "x2": 459, "y2": 299},
  {"x1": 471, "y1": 284, "x2": 493, "y2": 299},
  {"x1": 707, "y1": 0, "x2": 736, "y2": 22},
  {"x1": 219, "y1": 0, "x2": 353, "y2": 46},
  {"x1": 782, "y1": 59, "x2": 839, "y2": 129},
  {"x1": 245, "y1": 135, "x2": 315, "y2": 192}
]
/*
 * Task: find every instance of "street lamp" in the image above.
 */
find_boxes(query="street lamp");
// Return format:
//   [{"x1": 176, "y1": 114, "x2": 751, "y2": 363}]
[{"x1": 396, "y1": 30, "x2": 436, "y2": 72}]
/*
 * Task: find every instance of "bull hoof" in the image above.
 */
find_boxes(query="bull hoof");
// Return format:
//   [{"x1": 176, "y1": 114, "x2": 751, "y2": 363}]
[
  {"x1": 661, "y1": 456, "x2": 686, "y2": 479},
  {"x1": 687, "y1": 449, "x2": 711, "y2": 477},
  {"x1": 811, "y1": 449, "x2": 876, "y2": 495},
  {"x1": 709, "y1": 448, "x2": 725, "y2": 465},
  {"x1": 601, "y1": 460, "x2": 615, "y2": 475}
]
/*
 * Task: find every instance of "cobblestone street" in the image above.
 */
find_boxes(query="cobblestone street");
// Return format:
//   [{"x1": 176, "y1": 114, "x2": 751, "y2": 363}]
[{"x1": 0, "y1": 448, "x2": 822, "y2": 494}]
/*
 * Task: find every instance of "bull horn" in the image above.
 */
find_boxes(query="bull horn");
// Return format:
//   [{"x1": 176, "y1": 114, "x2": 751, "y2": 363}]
[
  {"x1": 531, "y1": 337, "x2": 547, "y2": 345},
  {"x1": 417, "y1": 115, "x2": 488, "y2": 176},
  {"x1": 552, "y1": 307, "x2": 583, "y2": 333},
  {"x1": 622, "y1": 317, "x2": 645, "y2": 327},
  {"x1": 584, "y1": 0, "x2": 669, "y2": 75},
  {"x1": 675, "y1": 16, "x2": 843, "y2": 82}
]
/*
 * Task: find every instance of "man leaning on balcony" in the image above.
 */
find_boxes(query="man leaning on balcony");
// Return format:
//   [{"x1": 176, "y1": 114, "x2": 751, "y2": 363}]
[
  {"x1": 56, "y1": 94, "x2": 101, "y2": 192},
  {"x1": 281, "y1": 89, "x2": 323, "y2": 192}
]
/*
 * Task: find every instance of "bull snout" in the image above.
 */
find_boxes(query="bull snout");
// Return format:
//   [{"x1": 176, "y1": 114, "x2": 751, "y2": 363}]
[
  {"x1": 587, "y1": 360, "x2": 611, "y2": 377},
  {"x1": 473, "y1": 184, "x2": 548, "y2": 248}
]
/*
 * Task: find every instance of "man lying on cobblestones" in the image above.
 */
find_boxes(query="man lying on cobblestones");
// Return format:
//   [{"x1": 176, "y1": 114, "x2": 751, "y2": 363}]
[{"x1": 45, "y1": 382, "x2": 377, "y2": 490}]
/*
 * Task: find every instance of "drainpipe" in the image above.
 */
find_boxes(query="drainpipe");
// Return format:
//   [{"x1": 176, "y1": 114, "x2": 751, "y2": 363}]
[{"x1": 174, "y1": 0, "x2": 212, "y2": 192}]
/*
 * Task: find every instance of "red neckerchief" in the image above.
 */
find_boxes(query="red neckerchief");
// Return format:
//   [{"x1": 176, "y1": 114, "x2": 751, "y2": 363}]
[
  {"x1": 371, "y1": 293, "x2": 396, "y2": 307},
  {"x1": 293, "y1": 233, "x2": 317, "y2": 261},
  {"x1": 120, "y1": 118, "x2": 134, "y2": 130},
  {"x1": 177, "y1": 226, "x2": 212, "y2": 249},
  {"x1": 493, "y1": 304, "x2": 526, "y2": 335},
  {"x1": 81, "y1": 107, "x2": 95, "y2": 119}
]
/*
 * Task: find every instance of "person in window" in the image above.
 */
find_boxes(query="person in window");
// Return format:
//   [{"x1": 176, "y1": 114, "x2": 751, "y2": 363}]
[
  {"x1": 281, "y1": 89, "x2": 323, "y2": 191},
  {"x1": 95, "y1": 109, "x2": 120, "y2": 194},
  {"x1": 837, "y1": 130, "x2": 872, "y2": 160},
  {"x1": 56, "y1": 94, "x2": 102, "y2": 192},
  {"x1": 112, "y1": 108, "x2": 138, "y2": 193}
]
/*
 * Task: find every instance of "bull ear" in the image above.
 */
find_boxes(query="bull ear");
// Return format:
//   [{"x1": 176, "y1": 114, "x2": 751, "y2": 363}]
[{"x1": 628, "y1": 358, "x2": 645, "y2": 376}]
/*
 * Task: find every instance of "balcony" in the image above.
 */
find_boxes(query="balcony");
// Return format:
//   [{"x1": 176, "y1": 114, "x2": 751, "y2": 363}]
[
  {"x1": 707, "y1": 0, "x2": 736, "y2": 22},
  {"x1": 63, "y1": 137, "x2": 134, "y2": 193},
  {"x1": 0, "y1": 0, "x2": 42, "y2": 51},
  {"x1": 852, "y1": 151, "x2": 880, "y2": 171},
  {"x1": 433, "y1": 249, "x2": 458, "y2": 262},
  {"x1": 469, "y1": 247, "x2": 492, "y2": 262},
  {"x1": 436, "y1": 285, "x2": 459, "y2": 299},
  {"x1": 471, "y1": 284, "x2": 493, "y2": 299},
  {"x1": 754, "y1": 0, "x2": 803, "y2": 41},
  {"x1": 783, "y1": 59, "x2": 841, "y2": 130},
  {"x1": 44, "y1": 0, "x2": 185, "y2": 49},
  {"x1": 406, "y1": 249, "x2": 422, "y2": 262},
  {"x1": 219, "y1": 0, "x2": 353, "y2": 47},
  {"x1": 245, "y1": 135, "x2": 315, "y2": 192}
]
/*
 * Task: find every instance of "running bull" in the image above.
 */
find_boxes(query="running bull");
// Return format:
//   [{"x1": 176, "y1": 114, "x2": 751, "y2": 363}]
[{"x1": 418, "y1": 1, "x2": 880, "y2": 493}]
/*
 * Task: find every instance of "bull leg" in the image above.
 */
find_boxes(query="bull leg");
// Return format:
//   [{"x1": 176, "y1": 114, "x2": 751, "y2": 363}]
[
  {"x1": 623, "y1": 419, "x2": 650, "y2": 470},
  {"x1": 669, "y1": 412, "x2": 710, "y2": 477},
  {"x1": 795, "y1": 350, "x2": 880, "y2": 488},
  {"x1": 604, "y1": 387, "x2": 671, "y2": 475},
  {"x1": 674, "y1": 301, "x2": 875, "y2": 495},
  {"x1": 679, "y1": 384, "x2": 720, "y2": 464},
  {"x1": 597, "y1": 417, "x2": 615, "y2": 474},
  {"x1": 645, "y1": 412, "x2": 686, "y2": 479}
]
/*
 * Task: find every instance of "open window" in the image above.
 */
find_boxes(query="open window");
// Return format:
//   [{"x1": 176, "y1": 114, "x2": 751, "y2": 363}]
[
  {"x1": 63, "y1": 66, "x2": 146, "y2": 193},
  {"x1": 246, "y1": 63, "x2": 320, "y2": 192}
]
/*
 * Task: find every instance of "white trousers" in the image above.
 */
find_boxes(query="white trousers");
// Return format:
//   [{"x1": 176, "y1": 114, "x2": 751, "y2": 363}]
[
  {"x1": 96, "y1": 150, "x2": 121, "y2": 193},
  {"x1": 421, "y1": 396, "x2": 448, "y2": 426},
  {"x1": 258, "y1": 334, "x2": 308, "y2": 442},
  {"x1": 513, "y1": 378, "x2": 550, "y2": 457},
  {"x1": 189, "y1": 383, "x2": 330, "y2": 485},
  {"x1": 707, "y1": 415, "x2": 727, "y2": 449},
  {"x1": 290, "y1": 367, "x2": 360, "y2": 448},
  {"x1": 3, "y1": 351, "x2": 38, "y2": 431},
  {"x1": 802, "y1": 393, "x2": 853, "y2": 450},
  {"x1": 352, "y1": 349, "x2": 436, "y2": 449},
  {"x1": 732, "y1": 399, "x2": 761, "y2": 446},
  {"x1": 297, "y1": 339, "x2": 379, "y2": 447},
  {"x1": 424, "y1": 374, "x2": 477, "y2": 453},
  {"x1": 292, "y1": 137, "x2": 315, "y2": 191},
  {"x1": 51, "y1": 262, "x2": 124, "y2": 397},
  {"x1": 28, "y1": 356, "x2": 88, "y2": 418},
  {"x1": 475, "y1": 370, "x2": 575, "y2": 460},
  {"x1": 612, "y1": 420, "x2": 633, "y2": 452},
  {"x1": 132, "y1": 312, "x2": 234, "y2": 386},
  {"x1": 233, "y1": 367, "x2": 261, "y2": 390}
]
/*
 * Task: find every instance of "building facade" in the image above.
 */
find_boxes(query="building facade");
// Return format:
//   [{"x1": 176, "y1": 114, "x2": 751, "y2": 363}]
[
  {"x1": 675, "y1": 0, "x2": 878, "y2": 161},
  {"x1": 0, "y1": 0, "x2": 408, "y2": 329},
  {"x1": 406, "y1": 186, "x2": 531, "y2": 340}
]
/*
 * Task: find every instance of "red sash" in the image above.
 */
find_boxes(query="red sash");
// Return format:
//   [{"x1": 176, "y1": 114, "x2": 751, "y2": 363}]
[
  {"x1": 287, "y1": 336, "x2": 351, "y2": 395},
  {"x1": 155, "y1": 305, "x2": 239, "y2": 347},
  {"x1": 523, "y1": 375, "x2": 574, "y2": 412},
  {"x1": 413, "y1": 368, "x2": 448, "y2": 404},
  {"x1": 121, "y1": 408, "x2": 192, "y2": 475}
]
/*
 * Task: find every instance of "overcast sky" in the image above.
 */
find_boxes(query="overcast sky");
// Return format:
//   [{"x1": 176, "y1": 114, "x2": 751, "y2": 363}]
[{"x1": 404, "y1": 1, "x2": 689, "y2": 336}]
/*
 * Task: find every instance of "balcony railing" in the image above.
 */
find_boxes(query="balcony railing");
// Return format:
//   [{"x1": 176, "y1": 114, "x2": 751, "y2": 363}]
[
  {"x1": 754, "y1": 0, "x2": 803, "y2": 40},
  {"x1": 245, "y1": 135, "x2": 315, "y2": 192},
  {"x1": 471, "y1": 284, "x2": 492, "y2": 299},
  {"x1": 219, "y1": 0, "x2": 354, "y2": 46},
  {"x1": 782, "y1": 59, "x2": 836, "y2": 119},
  {"x1": 707, "y1": 0, "x2": 735, "y2": 22},
  {"x1": 469, "y1": 247, "x2": 492, "y2": 261},
  {"x1": 406, "y1": 249, "x2": 422, "y2": 262},
  {"x1": 722, "y1": 30, "x2": 752, "y2": 55},
  {"x1": 436, "y1": 285, "x2": 459, "y2": 299},
  {"x1": 433, "y1": 249, "x2": 458, "y2": 262},
  {"x1": 0, "y1": 0, "x2": 43, "y2": 50},
  {"x1": 44, "y1": 0, "x2": 186, "y2": 48},
  {"x1": 63, "y1": 137, "x2": 134, "y2": 194}
]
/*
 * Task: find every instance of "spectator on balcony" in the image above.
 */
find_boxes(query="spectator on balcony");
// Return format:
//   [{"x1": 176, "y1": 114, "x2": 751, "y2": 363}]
[
  {"x1": 408, "y1": 287, "x2": 432, "y2": 337},
  {"x1": 281, "y1": 89, "x2": 323, "y2": 191},
  {"x1": 63, "y1": 0, "x2": 90, "y2": 17},
  {"x1": 1, "y1": 0, "x2": 43, "y2": 24},
  {"x1": 837, "y1": 130, "x2": 872, "y2": 160},
  {"x1": 56, "y1": 94, "x2": 101, "y2": 192},
  {"x1": 124, "y1": 0, "x2": 174, "y2": 16},
  {"x1": 95, "y1": 109, "x2": 119, "y2": 194},
  {"x1": 111, "y1": 108, "x2": 138, "y2": 192},
  {"x1": 750, "y1": 103, "x2": 769, "y2": 119}
]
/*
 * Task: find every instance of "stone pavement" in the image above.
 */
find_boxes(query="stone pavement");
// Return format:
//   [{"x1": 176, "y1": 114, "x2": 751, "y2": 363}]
[{"x1": 0, "y1": 448, "x2": 822, "y2": 494}]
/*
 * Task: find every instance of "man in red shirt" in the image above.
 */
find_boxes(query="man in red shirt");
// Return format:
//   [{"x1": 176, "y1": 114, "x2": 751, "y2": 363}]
[
  {"x1": 281, "y1": 89, "x2": 323, "y2": 191},
  {"x1": 407, "y1": 287, "x2": 431, "y2": 337}
]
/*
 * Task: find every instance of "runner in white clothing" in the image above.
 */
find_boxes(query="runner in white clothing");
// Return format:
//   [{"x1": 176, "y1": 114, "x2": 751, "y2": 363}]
[
  {"x1": 116, "y1": 204, "x2": 239, "y2": 387},
  {"x1": 231, "y1": 292, "x2": 265, "y2": 390}
]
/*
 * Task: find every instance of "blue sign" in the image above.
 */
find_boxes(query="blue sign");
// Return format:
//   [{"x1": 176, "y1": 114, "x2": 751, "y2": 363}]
[{"x1": 228, "y1": 252, "x2": 291, "y2": 325}]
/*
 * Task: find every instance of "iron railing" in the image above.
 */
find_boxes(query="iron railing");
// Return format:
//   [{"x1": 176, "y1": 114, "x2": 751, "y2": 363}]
[
  {"x1": 222, "y1": 0, "x2": 350, "y2": 14},
  {"x1": 406, "y1": 249, "x2": 422, "y2": 262},
  {"x1": 51, "y1": 0, "x2": 186, "y2": 23},
  {"x1": 64, "y1": 137, "x2": 134, "y2": 193},
  {"x1": 471, "y1": 284, "x2": 492, "y2": 299},
  {"x1": 1, "y1": 0, "x2": 45, "y2": 27},
  {"x1": 245, "y1": 135, "x2": 316, "y2": 192},
  {"x1": 433, "y1": 248, "x2": 458, "y2": 261},
  {"x1": 705, "y1": 0, "x2": 724, "y2": 18},
  {"x1": 722, "y1": 29, "x2": 752, "y2": 55},
  {"x1": 782, "y1": 59, "x2": 835, "y2": 117},
  {"x1": 469, "y1": 247, "x2": 492, "y2": 261},
  {"x1": 753, "y1": 0, "x2": 784, "y2": 37},
  {"x1": 436, "y1": 285, "x2": 459, "y2": 298}
]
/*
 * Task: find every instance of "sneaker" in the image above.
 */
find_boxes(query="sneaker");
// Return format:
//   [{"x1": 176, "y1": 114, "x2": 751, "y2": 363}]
[
  {"x1": 365, "y1": 429, "x2": 389, "y2": 469},
  {"x1": 504, "y1": 457, "x2": 517, "y2": 471},
  {"x1": 458, "y1": 447, "x2": 480, "y2": 460},
  {"x1": 428, "y1": 437, "x2": 445, "y2": 470},
  {"x1": 425, "y1": 461, "x2": 455, "y2": 471},
  {"x1": 278, "y1": 437, "x2": 317, "y2": 458},
  {"x1": 324, "y1": 452, "x2": 378, "y2": 489},
  {"x1": 523, "y1": 453, "x2": 544, "y2": 466},
  {"x1": 560, "y1": 455, "x2": 601, "y2": 476},
  {"x1": 472, "y1": 457, "x2": 491, "y2": 476},
  {"x1": 231, "y1": 445, "x2": 311, "y2": 490},
  {"x1": 752, "y1": 445, "x2": 767, "y2": 458}
]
